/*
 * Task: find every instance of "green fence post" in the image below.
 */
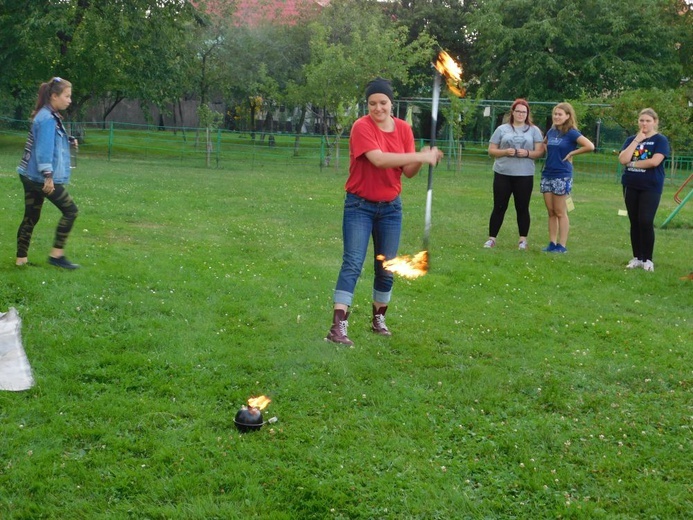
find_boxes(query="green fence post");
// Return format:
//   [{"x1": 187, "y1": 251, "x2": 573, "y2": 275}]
[
  {"x1": 108, "y1": 121, "x2": 114, "y2": 161},
  {"x1": 216, "y1": 128, "x2": 221, "y2": 168},
  {"x1": 319, "y1": 135, "x2": 325, "y2": 171}
]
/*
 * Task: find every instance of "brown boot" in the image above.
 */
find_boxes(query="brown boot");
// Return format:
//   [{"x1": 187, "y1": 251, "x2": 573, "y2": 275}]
[
  {"x1": 325, "y1": 309, "x2": 354, "y2": 346},
  {"x1": 372, "y1": 305, "x2": 391, "y2": 336}
]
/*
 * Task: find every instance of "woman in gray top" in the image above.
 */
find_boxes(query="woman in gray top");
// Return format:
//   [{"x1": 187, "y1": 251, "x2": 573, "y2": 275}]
[{"x1": 484, "y1": 99, "x2": 545, "y2": 250}]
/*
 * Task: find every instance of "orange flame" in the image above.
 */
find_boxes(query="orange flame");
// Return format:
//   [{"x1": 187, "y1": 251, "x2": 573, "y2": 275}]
[
  {"x1": 434, "y1": 50, "x2": 465, "y2": 97},
  {"x1": 248, "y1": 395, "x2": 271, "y2": 410},
  {"x1": 377, "y1": 251, "x2": 429, "y2": 279}
]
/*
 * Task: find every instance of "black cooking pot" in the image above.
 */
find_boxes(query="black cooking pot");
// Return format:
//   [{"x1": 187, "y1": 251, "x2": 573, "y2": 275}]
[{"x1": 234, "y1": 406, "x2": 264, "y2": 432}]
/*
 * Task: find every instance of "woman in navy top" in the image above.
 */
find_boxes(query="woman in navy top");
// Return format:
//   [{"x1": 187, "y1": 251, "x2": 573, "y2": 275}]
[
  {"x1": 618, "y1": 108, "x2": 670, "y2": 272},
  {"x1": 540, "y1": 102, "x2": 594, "y2": 253}
]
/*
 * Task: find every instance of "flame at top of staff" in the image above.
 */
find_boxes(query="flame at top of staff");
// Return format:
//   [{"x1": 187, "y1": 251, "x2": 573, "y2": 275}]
[
  {"x1": 248, "y1": 395, "x2": 271, "y2": 410},
  {"x1": 434, "y1": 50, "x2": 465, "y2": 98},
  {"x1": 377, "y1": 251, "x2": 429, "y2": 279}
]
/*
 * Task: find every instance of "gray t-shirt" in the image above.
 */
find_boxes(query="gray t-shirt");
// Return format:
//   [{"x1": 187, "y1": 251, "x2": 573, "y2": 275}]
[{"x1": 489, "y1": 123, "x2": 544, "y2": 176}]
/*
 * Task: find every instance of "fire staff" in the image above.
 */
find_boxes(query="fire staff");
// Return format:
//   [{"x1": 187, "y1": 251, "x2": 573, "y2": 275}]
[{"x1": 325, "y1": 78, "x2": 443, "y2": 347}]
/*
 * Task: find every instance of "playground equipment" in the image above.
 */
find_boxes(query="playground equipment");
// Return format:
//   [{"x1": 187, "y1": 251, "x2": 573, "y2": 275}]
[{"x1": 660, "y1": 173, "x2": 693, "y2": 228}]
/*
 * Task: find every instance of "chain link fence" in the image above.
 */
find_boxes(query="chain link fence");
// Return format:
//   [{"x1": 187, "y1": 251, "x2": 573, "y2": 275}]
[{"x1": 1, "y1": 116, "x2": 691, "y2": 183}]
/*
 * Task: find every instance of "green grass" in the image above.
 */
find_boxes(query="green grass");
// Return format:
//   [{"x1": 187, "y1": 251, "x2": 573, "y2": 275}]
[{"x1": 0, "y1": 149, "x2": 691, "y2": 519}]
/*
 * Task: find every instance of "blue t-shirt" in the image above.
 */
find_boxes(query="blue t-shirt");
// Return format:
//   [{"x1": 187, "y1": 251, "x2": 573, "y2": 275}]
[
  {"x1": 620, "y1": 133, "x2": 670, "y2": 194},
  {"x1": 542, "y1": 127, "x2": 583, "y2": 179}
]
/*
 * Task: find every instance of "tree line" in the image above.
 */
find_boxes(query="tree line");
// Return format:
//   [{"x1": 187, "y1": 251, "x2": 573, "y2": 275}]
[{"x1": 0, "y1": 0, "x2": 691, "y2": 151}]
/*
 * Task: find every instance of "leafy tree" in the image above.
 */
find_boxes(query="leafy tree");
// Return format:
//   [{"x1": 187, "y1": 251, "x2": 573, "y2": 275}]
[
  {"x1": 186, "y1": 0, "x2": 235, "y2": 109},
  {"x1": 211, "y1": 10, "x2": 313, "y2": 134},
  {"x1": 298, "y1": 0, "x2": 436, "y2": 166},
  {"x1": 466, "y1": 0, "x2": 691, "y2": 100},
  {"x1": 379, "y1": 0, "x2": 476, "y2": 98},
  {"x1": 0, "y1": 1, "x2": 64, "y2": 119},
  {"x1": 0, "y1": 1, "x2": 200, "y2": 124},
  {"x1": 198, "y1": 103, "x2": 224, "y2": 166},
  {"x1": 441, "y1": 93, "x2": 483, "y2": 169}
]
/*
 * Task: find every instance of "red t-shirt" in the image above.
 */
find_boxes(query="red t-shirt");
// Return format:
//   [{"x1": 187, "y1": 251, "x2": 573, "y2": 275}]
[{"x1": 345, "y1": 115, "x2": 416, "y2": 202}]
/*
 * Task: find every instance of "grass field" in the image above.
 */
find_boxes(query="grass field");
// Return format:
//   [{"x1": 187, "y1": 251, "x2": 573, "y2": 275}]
[{"x1": 0, "y1": 148, "x2": 691, "y2": 519}]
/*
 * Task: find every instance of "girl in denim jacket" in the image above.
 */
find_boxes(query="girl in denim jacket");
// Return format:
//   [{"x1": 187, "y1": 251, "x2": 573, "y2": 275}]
[{"x1": 16, "y1": 77, "x2": 80, "y2": 269}]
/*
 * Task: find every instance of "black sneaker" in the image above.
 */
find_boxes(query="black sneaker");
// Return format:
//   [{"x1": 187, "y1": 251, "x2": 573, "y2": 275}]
[{"x1": 48, "y1": 256, "x2": 80, "y2": 269}]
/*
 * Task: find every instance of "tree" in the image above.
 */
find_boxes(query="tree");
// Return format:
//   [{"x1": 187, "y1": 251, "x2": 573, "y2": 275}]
[
  {"x1": 208, "y1": 8, "x2": 314, "y2": 135},
  {"x1": 0, "y1": 1, "x2": 65, "y2": 119},
  {"x1": 0, "y1": 1, "x2": 200, "y2": 124},
  {"x1": 198, "y1": 103, "x2": 224, "y2": 166},
  {"x1": 466, "y1": 0, "x2": 691, "y2": 100},
  {"x1": 380, "y1": 0, "x2": 476, "y2": 98},
  {"x1": 299, "y1": 0, "x2": 436, "y2": 167},
  {"x1": 440, "y1": 93, "x2": 483, "y2": 169}
]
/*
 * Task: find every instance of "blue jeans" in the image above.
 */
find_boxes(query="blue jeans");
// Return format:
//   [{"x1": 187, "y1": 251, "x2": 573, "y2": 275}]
[{"x1": 333, "y1": 193, "x2": 402, "y2": 307}]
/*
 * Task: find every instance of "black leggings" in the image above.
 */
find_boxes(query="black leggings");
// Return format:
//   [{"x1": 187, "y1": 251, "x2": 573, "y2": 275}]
[
  {"x1": 623, "y1": 186, "x2": 661, "y2": 262},
  {"x1": 17, "y1": 175, "x2": 79, "y2": 258},
  {"x1": 488, "y1": 172, "x2": 534, "y2": 238}
]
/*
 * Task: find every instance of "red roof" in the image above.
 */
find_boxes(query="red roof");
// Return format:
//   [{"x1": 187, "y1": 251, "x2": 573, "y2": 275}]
[{"x1": 223, "y1": 0, "x2": 328, "y2": 26}]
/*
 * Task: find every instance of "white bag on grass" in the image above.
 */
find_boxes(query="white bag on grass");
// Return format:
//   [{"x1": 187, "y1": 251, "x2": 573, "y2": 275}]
[{"x1": 0, "y1": 307, "x2": 35, "y2": 391}]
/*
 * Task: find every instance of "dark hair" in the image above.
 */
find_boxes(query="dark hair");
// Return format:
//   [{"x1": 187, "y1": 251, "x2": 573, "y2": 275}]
[
  {"x1": 32, "y1": 77, "x2": 72, "y2": 118},
  {"x1": 365, "y1": 77, "x2": 394, "y2": 102},
  {"x1": 509, "y1": 99, "x2": 533, "y2": 127}
]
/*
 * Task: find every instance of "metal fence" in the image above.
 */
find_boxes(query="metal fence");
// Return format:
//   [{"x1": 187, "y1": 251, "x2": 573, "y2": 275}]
[{"x1": 1, "y1": 117, "x2": 691, "y2": 184}]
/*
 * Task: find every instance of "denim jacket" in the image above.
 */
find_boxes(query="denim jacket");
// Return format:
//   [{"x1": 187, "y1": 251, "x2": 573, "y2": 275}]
[{"x1": 17, "y1": 106, "x2": 72, "y2": 184}]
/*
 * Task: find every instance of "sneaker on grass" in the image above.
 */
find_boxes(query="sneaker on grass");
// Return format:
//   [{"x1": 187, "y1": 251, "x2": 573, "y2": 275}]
[
  {"x1": 483, "y1": 238, "x2": 496, "y2": 248},
  {"x1": 542, "y1": 242, "x2": 556, "y2": 252},
  {"x1": 626, "y1": 258, "x2": 643, "y2": 269},
  {"x1": 552, "y1": 244, "x2": 568, "y2": 253},
  {"x1": 518, "y1": 240, "x2": 527, "y2": 251},
  {"x1": 642, "y1": 260, "x2": 654, "y2": 272}
]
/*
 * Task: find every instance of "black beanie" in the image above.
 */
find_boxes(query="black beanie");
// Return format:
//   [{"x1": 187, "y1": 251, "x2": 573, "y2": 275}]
[{"x1": 365, "y1": 77, "x2": 394, "y2": 102}]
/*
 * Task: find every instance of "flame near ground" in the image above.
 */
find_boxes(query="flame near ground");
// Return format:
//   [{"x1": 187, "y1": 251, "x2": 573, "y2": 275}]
[
  {"x1": 248, "y1": 395, "x2": 271, "y2": 410},
  {"x1": 377, "y1": 251, "x2": 429, "y2": 279}
]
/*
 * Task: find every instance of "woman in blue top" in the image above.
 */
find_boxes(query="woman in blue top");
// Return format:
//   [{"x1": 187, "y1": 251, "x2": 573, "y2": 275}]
[
  {"x1": 540, "y1": 102, "x2": 594, "y2": 253},
  {"x1": 618, "y1": 108, "x2": 670, "y2": 272},
  {"x1": 16, "y1": 77, "x2": 80, "y2": 269}
]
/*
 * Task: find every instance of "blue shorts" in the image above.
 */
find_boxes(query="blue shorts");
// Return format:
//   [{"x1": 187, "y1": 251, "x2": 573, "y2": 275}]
[{"x1": 540, "y1": 176, "x2": 572, "y2": 195}]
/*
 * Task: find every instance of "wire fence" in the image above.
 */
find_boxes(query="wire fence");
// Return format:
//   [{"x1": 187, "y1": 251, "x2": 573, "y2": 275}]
[{"x1": 1, "y1": 117, "x2": 691, "y2": 184}]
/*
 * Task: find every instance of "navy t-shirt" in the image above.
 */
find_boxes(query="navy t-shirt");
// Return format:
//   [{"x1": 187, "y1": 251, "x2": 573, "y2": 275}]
[
  {"x1": 620, "y1": 133, "x2": 670, "y2": 194},
  {"x1": 542, "y1": 128, "x2": 583, "y2": 179}
]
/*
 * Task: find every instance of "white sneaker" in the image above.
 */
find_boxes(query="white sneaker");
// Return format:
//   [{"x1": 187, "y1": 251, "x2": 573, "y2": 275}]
[
  {"x1": 626, "y1": 258, "x2": 642, "y2": 269},
  {"x1": 642, "y1": 260, "x2": 654, "y2": 272},
  {"x1": 483, "y1": 238, "x2": 496, "y2": 248},
  {"x1": 518, "y1": 240, "x2": 527, "y2": 251}
]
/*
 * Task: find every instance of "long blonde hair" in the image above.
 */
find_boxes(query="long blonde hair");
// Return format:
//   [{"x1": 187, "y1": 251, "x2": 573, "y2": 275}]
[{"x1": 552, "y1": 102, "x2": 578, "y2": 134}]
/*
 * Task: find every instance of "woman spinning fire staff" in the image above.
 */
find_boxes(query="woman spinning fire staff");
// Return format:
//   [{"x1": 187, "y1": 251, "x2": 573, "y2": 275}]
[{"x1": 325, "y1": 78, "x2": 443, "y2": 347}]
